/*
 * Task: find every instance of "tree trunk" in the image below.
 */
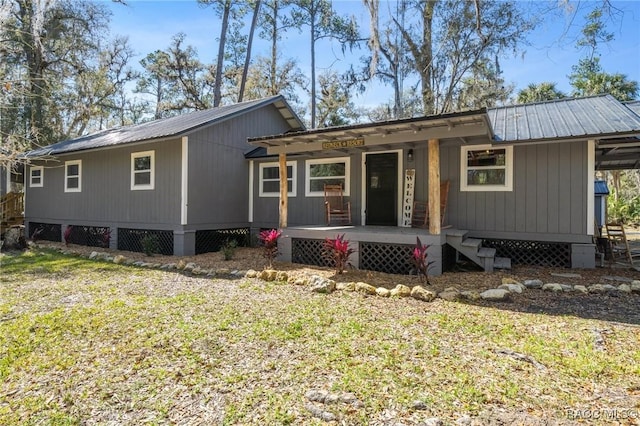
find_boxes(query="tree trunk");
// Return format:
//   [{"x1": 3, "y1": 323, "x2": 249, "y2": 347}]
[
  {"x1": 269, "y1": 0, "x2": 279, "y2": 95},
  {"x1": 239, "y1": 0, "x2": 261, "y2": 102},
  {"x1": 214, "y1": 0, "x2": 231, "y2": 107},
  {"x1": 310, "y1": 5, "x2": 317, "y2": 128},
  {"x1": 421, "y1": 1, "x2": 436, "y2": 115}
]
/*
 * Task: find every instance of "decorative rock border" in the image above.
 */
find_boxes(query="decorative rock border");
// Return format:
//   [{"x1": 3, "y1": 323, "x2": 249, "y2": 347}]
[{"x1": 44, "y1": 245, "x2": 640, "y2": 303}]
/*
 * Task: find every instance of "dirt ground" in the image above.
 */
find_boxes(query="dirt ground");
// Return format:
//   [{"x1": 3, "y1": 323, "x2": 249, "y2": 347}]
[{"x1": 36, "y1": 240, "x2": 640, "y2": 326}]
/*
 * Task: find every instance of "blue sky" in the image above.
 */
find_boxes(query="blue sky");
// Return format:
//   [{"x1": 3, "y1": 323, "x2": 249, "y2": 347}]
[{"x1": 102, "y1": 0, "x2": 640, "y2": 108}]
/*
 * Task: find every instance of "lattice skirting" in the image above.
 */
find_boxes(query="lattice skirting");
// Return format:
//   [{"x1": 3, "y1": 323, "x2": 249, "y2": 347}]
[
  {"x1": 195, "y1": 228, "x2": 250, "y2": 255},
  {"x1": 29, "y1": 222, "x2": 61, "y2": 242},
  {"x1": 292, "y1": 238, "x2": 334, "y2": 268},
  {"x1": 482, "y1": 239, "x2": 570, "y2": 268},
  {"x1": 118, "y1": 228, "x2": 174, "y2": 255},
  {"x1": 66, "y1": 225, "x2": 111, "y2": 248},
  {"x1": 360, "y1": 242, "x2": 414, "y2": 275}
]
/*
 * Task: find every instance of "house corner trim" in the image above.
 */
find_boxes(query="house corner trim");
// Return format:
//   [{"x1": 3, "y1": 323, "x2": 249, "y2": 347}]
[{"x1": 181, "y1": 136, "x2": 189, "y2": 225}]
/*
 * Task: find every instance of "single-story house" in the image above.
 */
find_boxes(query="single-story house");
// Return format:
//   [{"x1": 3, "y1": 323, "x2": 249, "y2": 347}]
[
  {"x1": 247, "y1": 94, "x2": 640, "y2": 275},
  {"x1": 24, "y1": 95, "x2": 304, "y2": 255}
]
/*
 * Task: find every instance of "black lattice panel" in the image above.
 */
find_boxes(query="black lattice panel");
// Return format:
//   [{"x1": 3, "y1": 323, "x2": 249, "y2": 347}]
[
  {"x1": 66, "y1": 225, "x2": 111, "y2": 248},
  {"x1": 360, "y1": 242, "x2": 414, "y2": 275},
  {"x1": 482, "y1": 239, "x2": 570, "y2": 268},
  {"x1": 195, "y1": 228, "x2": 250, "y2": 255},
  {"x1": 118, "y1": 228, "x2": 174, "y2": 255},
  {"x1": 292, "y1": 238, "x2": 333, "y2": 267},
  {"x1": 29, "y1": 222, "x2": 61, "y2": 242}
]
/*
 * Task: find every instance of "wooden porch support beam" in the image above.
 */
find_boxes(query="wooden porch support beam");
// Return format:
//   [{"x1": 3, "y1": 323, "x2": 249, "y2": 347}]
[
  {"x1": 428, "y1": 139, "x2": 441, "y2": 235},
  {"x1": 279, "y1": 152, "x2": 288, "y2": 229}
]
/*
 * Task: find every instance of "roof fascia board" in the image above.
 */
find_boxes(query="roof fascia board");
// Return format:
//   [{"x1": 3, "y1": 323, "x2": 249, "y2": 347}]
[
  {"x1": 31, "y1": 135, "x2": 182, "y2": 158},
  {"x1": 265, "y1": 121, "x2": 489, "y2": 155},
  {"x1": 492, "y1": 132, "x2": 640, "y2": 147}
]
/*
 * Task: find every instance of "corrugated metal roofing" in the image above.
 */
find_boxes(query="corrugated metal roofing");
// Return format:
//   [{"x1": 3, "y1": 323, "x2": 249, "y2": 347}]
[
  {"x1": 624, "y1": 100, "x2": 640, "y2": 116},
  {"x1": 594, "y1": 180, "x2": 610, "y2": 195},
  {"x1": 27, "y1": 95, "x2": 303, "y2": 156},
  {"x1": 489, "y1": 94, "x2": 640, "y2": 142}
]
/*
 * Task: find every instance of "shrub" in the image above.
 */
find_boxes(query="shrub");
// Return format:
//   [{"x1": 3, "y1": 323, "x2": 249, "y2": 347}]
[
  {"x1": 141, "y1": 234, "x2": 160, "y2": 256},
  {"x1": 222, "y1": 239, "x2": 238, "y2": 261},
  {"x1": 258, "y1": 229, "x2": 282, "y2": 268},
  {"x1": 322, "y1": 234, "x2": 355, "y2": 274},
  {"x1": 411, "y1": 236, "x2": 433, "y2": 284}
]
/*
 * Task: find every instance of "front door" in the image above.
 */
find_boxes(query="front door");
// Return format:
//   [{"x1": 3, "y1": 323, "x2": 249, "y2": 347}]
[{"x1": 365, "y1": 152, "x2": 398, "y2": 226}]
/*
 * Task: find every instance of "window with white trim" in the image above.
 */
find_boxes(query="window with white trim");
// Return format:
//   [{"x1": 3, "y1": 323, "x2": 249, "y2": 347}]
[
  {"x1": 259, "y1": 161, "x2": 296, "y2": 197},
  {"x1": 460, "y1": 145, "x2": 513, "y2": 191},
  {"x1": 305, "y1": 157, "x2": 350, "y2": 196},
  {"x1": 64, "y1": 160, "x2": 82, "y2": 192},
  {"x1": 131, "y1": 151, "x2": 154, "y2": 190},
  {"x1": 30, "y1": 166, "x2": 43, "y2": 188}
]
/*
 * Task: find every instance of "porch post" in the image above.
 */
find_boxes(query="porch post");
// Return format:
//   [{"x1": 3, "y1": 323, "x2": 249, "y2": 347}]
[
  {"x1": 279, "y1": 152, "x2": 288, "y2": 229},
  {"x1": 428, "y1": 139, "x2": 441, "y2": 235}
]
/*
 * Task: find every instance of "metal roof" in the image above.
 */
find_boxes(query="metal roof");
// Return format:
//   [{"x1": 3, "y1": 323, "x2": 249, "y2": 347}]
[
  {"x1": 27, "y1": 95, "x2": 304, "y2": 157},
  {"x1": 624, "y1": 100, "x2": 640, "y2": 116},
  {"x1": 488, "y1": 94, "x2": 640, "y2": 143},
  {"x1": 594, "y1": 180, "x2": 610, "y2": 195}
]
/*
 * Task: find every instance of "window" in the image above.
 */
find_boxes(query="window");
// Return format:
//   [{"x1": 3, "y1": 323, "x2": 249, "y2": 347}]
[
  {"x1": 131, "y1": 151, "x2": 154, "y2": 190},
  {"x1": 30, "y1": 166, "x2": 43, "y2": 188},
  {"x1": 259, "y1": 161, "x2": 296, "y2": 197},
  {"x1": 460, "y1": 145, "x2": 513, "y2": 191},
  {"x1": 64, "y1": 160, "x2": 82, "y2": 192},
  {"x1": 305, "y1": 157, "x2": 350, "y2": 196}
]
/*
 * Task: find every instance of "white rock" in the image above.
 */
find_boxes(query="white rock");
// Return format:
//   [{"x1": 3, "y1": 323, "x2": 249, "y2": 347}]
[
  {"x1": 574, "y1": 285, "x2": 588, "y2": 294},
  {"x1": 89, "y1": 251, "x2": 99, "y2": 259},
  {"x1": 411, "y1": 285, "x2": 436, "y2": 302},
  {"x1": 245, "y1": 269, "x2": 258, "y2": 278},
  {"x1": 523, "y1": 279, "x2": 543, "y2": 289},
  {"x1": 498, "y1": 283, "x2": 524, "y2": 294},
  {"x1": 631, "y1": 280, "x2": 640, "y2": 293},
  {"x1": 542, "y1": 283, "x2": 563, "y2": 292},
  {"x1": 618, "y1": 284, "x2": 632, "y2": 293},
  {"x1": 309, "y1": 276, "x2": 335, "y2": 294},
  {"x1": 355, "y1": 282, "x2": 377, "y2": 295},
  {"x1": 113, "y1": 255, "x2": 126, "y2": 264},
  {"x1": 390, "y1": 284, "x2": 412, "y2": 297},
  {"x1": 480, "y1": 288, "x2": 510, "y2": 301},
  {"x1": 376, "y1": 287, "x2": 390, "y2": 297},
  {"x1": 588, "y1": 284, "x2": 617, "y2": 293}
]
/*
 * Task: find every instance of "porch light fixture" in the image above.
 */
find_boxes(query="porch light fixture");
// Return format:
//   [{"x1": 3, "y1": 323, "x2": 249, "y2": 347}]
[{"x1": 407, "y1": 149, "x2": 414, "y2": 162}]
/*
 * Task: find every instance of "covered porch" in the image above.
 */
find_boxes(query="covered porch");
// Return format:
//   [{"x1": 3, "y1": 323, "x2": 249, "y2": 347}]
[{"x1": 248, "y1": 110, "x2": 496, "y2": 275}]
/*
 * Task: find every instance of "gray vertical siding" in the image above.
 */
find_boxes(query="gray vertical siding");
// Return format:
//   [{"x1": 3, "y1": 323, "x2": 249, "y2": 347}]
[
  {"x1": 187, "y1": 104, "x2": 297, "y2": 228},
  {"x1": 26, "y1": 139, "x2": 182, "y2": 227},
  {"x1": 441, "y1": 140, "x2": 589, "y2": 241}
]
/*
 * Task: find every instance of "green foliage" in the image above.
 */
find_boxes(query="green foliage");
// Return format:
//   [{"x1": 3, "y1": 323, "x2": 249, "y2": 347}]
[
  {"x1": 516, "y1": 82, "x2": 566, "y2": 104},
  {"x1": 222, "y1": 239, "x2": 238, "y2": 261},
  {"x1": 607, "y1": 190, "x2": 640, "y2": 224},
  {"x1": 141, "y1": 234, "x2": 160, "y2": 256}
]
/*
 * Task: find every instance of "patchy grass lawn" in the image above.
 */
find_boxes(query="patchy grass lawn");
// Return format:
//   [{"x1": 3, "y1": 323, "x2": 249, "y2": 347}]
[{"x1": 1, "y1": 249, "x2": 639, "y2": 425}]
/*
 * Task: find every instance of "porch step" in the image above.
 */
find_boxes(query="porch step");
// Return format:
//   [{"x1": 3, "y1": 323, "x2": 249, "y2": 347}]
[
  {"x1": 494, "y1": 257, "x2": 512, "y2": 270},
  {"x1": 461, "y1": 238, "x2": 482, "y2": 250}
]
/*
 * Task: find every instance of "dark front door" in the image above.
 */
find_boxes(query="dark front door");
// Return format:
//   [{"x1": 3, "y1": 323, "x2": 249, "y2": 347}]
[{"x1": 366, "y1": 152, "x2": 398, "y2": 226}]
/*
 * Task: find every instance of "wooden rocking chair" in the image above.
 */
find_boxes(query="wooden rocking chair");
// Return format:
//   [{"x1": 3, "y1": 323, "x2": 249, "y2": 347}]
[
  {"x1": 324, "y1": 184, "x2": 351, "y2": 225},
  {"x1": 605, "y1": 222, "x2": 640, "y2": 265},
  {"x1": 411, "y1": 180, "x2": 450, "y2": 229}
]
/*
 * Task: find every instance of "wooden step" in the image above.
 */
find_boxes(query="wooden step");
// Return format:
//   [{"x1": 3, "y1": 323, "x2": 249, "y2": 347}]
[{"x1": 461, "y1": 238, "x2": 482, "y2": 250}]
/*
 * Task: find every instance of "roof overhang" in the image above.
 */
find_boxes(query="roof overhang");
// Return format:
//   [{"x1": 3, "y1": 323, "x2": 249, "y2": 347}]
[
  {"x1": 595, "y1": 136, "x2": 640, "y2": 170},
  {"x1": 249, "y1": 109, "x2": 492, "y2": 155}
]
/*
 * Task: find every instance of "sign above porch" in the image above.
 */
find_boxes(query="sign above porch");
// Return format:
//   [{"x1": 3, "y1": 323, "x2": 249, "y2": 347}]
[{"x1": 322, "y1": 138, "x2": 364, "y2": 150}]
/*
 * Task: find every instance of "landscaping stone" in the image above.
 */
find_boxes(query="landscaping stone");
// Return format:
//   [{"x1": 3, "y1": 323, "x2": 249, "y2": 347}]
[
  {"x1": 523, "y1": 279, "x2": 543, "y2": 289},
  {"x1": 498, "y1": 283, "x2": 524, "y2": 294},
  {"x1": 245, "y1": 269, "x2": 258, "y2": 278},
  {"x1": 438, "y1": 287, "x2": 461, "y2": 301},
  {"x1": 375, "y1": 287, "x2": 390, "y2": 297},
  {"x1": 215, "y1": 268, "x2": 231, "y2": 276},
  {"x1": 631, "y1": 280, "x2": 640, "y2": 293},
  {"x1": 293, "y1": 277, "x2": 308, "y2": 286},
  {"x1": 423, "y1": 418, "x2": 443, "y2": 426},
  {"x1": 355, "y1": 282, "x2": 377, "y2": 295},
  {"x1": 574, "y1": 285, "x2": 588, "y2": 294},
  {"x1": 501, "y1": 277, "x2": 523, "y2": 286},
  {"x1": 411, "y1": 400, "x2": 429, "y2": 411},
  {"x1": 176, "y1": 259, "x2": 187, "y2": 270},
  {"x1": 276, "y1": 271, "x2": 289, "y2": 282},
  {"x1": 588, "y1": 284, "x2": 618, "y2": 294},
  {"x1": 411, "y1": 285, "x2": 436, "y2": 302},
  {"x1": 112, "y1": 255, "x2": 126, "y2": 264},
  {"x1": 603, "y1": 275, "x2": 633, "y2": 283},
  {"x1": 309, "y1": 276, "x2": 335, "y2": 294},
  {"x1": 132, "y1": 261, "x2": 144, "y2": 266},
  {"x1": 336, "y1": 282, "x2": 355, "y2": 291},
  {"x1": 559, "y1": 284, "x2": 574, "y2": 292},
  {"x1": 551, "y1": 272, "x2": 582, "y2": 279},
  {"x1": 460, "y1": 290, "x2": 480, "y2": 301},
  {"x1": 618, "y1": 284, "x2": 632, "y2": 293},
  {"x1": 258, "y1": 269, "x2": 277, "y2": 281},
  {"x1": 480, "y1": 288, "x2": 510, "y2": 301},
  {"x1": 184, "y1": 262, "x2": 197, "y2": 272},
  {"x1": 542, "y1": 283, "x2": 563, "y2": 293},
  {"x1": 89, "y1": 251, "x2": 99, "y2": 259},
  {"x1": 390, "y1": 284, "x2": 412, "y2": 297}
]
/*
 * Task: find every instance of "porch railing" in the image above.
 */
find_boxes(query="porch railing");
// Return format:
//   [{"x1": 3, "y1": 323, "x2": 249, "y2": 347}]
[{"x1": 1, "y1": 191, "x2": 24, "y2": 232}]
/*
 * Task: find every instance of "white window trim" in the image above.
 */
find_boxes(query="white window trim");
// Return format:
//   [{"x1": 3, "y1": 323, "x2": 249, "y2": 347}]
[
  {"x1": 305, "y1": 156, "x2": 351, "y2": 197},
  {"x1": 131, "y1": 150, "x2": 155, "y2": 191},
  {"x1": 64, "y1": 160, "x2": 82, "y2": 193},
  {"x1": 460, "y1": 145, "x2": 513, "y2": 192},
  {"x1": 30, "y1": 166, "x2": 44, "y2": 188},
  {"x1": 259, "y1": 161, "x2": 297, "y2": 197}
]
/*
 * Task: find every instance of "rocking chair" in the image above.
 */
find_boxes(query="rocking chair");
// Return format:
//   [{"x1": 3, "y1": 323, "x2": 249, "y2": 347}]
[
  {"x1": 605, "y1": 222, "x2": 640, "y2": 266},
  {"x1": 411, "y1": 180, "x2": 450, "y2": 229},
  {"x1": 324, "y1": 184, "x2": 351, "y2": 225}
]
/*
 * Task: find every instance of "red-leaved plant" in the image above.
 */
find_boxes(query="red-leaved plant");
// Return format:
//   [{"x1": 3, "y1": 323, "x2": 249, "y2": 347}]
[
  {"x1": 411, "y1": 236, "x2": 434, "y2": 284},
  {"x1": 322, "y1": 234, "x2": 355, "y2": 274},
  {"x1": 258, "y1": 229, "x2": 282, "y2": 268},
  {"x1": 63, "y1": 225, "x2": 73, "y2": 246}
]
